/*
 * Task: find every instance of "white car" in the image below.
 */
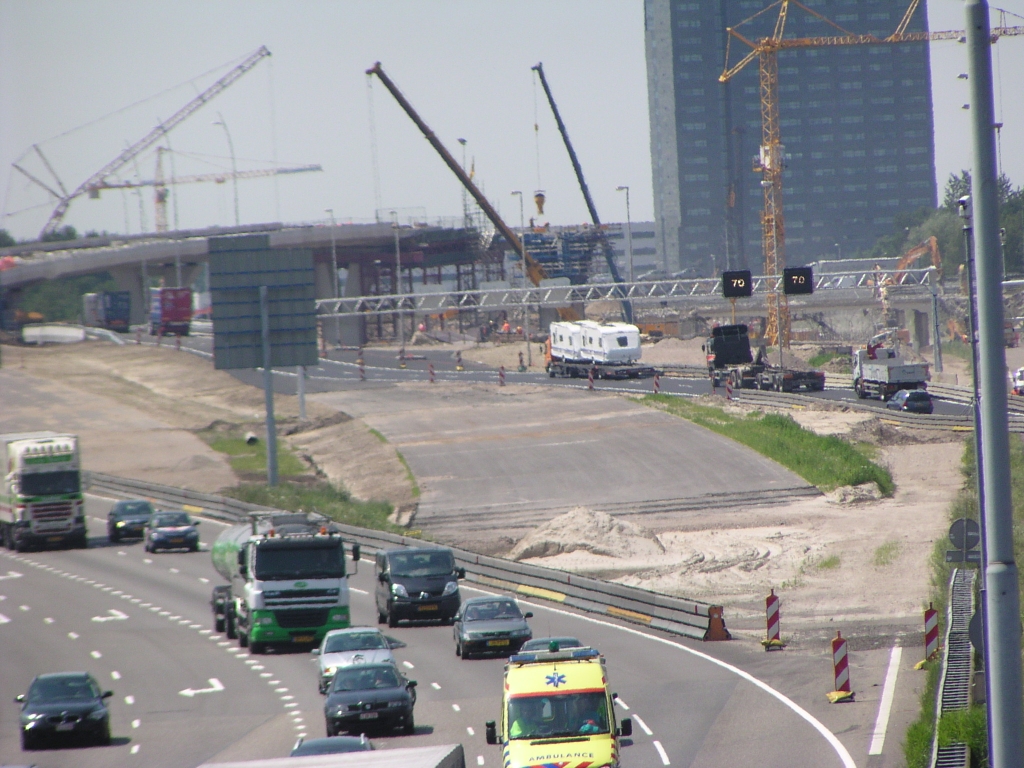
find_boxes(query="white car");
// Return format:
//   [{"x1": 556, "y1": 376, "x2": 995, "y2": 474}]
[{"x1": 313, "y1": 627, "x2": 395, "y2": 694}]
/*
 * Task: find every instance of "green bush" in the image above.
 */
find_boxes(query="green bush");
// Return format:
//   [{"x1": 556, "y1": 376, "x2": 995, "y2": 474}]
[
  {"x1": 18, "y1": 272, "x2": 118, "y2": 322},
  {"x1": 208, "y1": 436, "x2": 307, "y2": 477},
  {"x1": 222, "y1": 482, "x2": 404, "y2": 534}
]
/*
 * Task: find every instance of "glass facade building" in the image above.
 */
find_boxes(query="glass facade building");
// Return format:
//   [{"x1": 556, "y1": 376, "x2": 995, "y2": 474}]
[{"x1": 645, "y1": 0, "x2": 937, "y2": 275}]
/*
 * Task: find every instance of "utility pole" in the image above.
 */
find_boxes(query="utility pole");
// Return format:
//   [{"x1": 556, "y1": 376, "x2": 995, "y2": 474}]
[
  {"x1": 965, "y1": 2, "x2": 1024, "y2": 764},
  {"x1": 391, "y1": 211, "x2": 405, "y2": 360},
  {"x1": 511, "y1": 191, "x2": 531, "y2": 367},
  {"x1": 617, "y1": 186, "x2": 634, "y2": 283},
  {"x1": 325, "y1": 209, "x2": 339, "y2": 347},
  {"x1": 213, "y1": 113, "x2": 239, "y2": 226}
]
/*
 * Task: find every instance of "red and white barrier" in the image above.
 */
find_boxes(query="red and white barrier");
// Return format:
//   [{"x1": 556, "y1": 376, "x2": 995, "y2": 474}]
[
  {"x1": 455, "y1": 351, "x2": 464, "y2": 371},
  {"x1": 827, "y1": 631, "x2": 854, "y2": 702},
  {"x1": 763, "y1": 589, "x2": 783, "y2": 650},
  {"x1": 428, "y1": 363, "x2": 435, "y2": 383},
  {"x1": 175, "y1": 335, "x2": 181, "y2": 351},
  {"x1": 135, "y1": 328, "x2": 142, "y2": 345},
  {"x1": 358, "y1": 357, "x2": 365, "y2": 381},
  {"x1": 588, "y1": 367, "x2": 595, "y2": 391},
  {"x1": 924, "y1": 602, "x2": 939, "y2": 660},
  {"x1": 653, "y1": 373, "x2": 660, "y2": 394},
  {"x1": 499, "y1": 365, "x2": 506, "y2": 387},
  {"x1": 725, "y1": 378, "x2": 733, "y2": 401}
]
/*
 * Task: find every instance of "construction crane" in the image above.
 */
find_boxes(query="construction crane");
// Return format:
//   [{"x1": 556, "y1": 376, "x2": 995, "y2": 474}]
[
  {"x1": 893, "y1": 235, "x2": 942, "y2": 282},
  {"x1": 531, "y1": 62, "x2": 632, "y2": 322},
  {"x1": 18, "y1": 46, "x2": 271, "y2": 239},
  {"x1": 719, "y1": 0, "x2": 1024, "y2": 347},
  {"x1": 86, "y1": 148, "x2": 321, "y2": 232}
]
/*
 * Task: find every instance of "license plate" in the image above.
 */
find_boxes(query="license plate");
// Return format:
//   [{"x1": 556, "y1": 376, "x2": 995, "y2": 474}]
[
  {"x1": 292, "y1": 635, "x2": 314, "y2": 643},
  {"x1": 56, "y1": 723, "x2": 75, "y2": 732},
  {"x1": 47, "y1": 536, "x2": 64, "y2": 543},
  {"x1": 487, "y1": 639, "x2": 510, "y2": 647},
  {"x1": 417, "y1": 604, "x2": 439, "y2": 612},
  {"x1": 359, "y1": 712, "x2": 379, "y2": 720},
  {"x1": 170, "y1": 538, "x2": 184, "y2": 544}
]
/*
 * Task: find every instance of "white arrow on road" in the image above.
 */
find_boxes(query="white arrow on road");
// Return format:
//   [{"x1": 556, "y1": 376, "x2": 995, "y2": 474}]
[
  {"x1": 91, "y1": 609, "x2": 129, "y2": 623},
  {"x1": 0, "y1": 571, "x2": 23, "y2": 581},
  {"x1": 179, "y1": 678, "x2": 224, "y2": 698}
]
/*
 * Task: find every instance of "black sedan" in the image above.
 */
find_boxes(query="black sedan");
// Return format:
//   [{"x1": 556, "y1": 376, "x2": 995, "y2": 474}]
[
  {"x1": 453, "y1": 596, "x2": 533, "y2": 659},
  {"x1": 16, "y1": 672, "x2": 113, "y2": 749},
  {"x1": 144, "y1": 511, "x2": 200, "y2": 553},
  {"x1": 886, "y1": 389, "x2": 934, "y2": 414},
  {"x1": 291, "y1": 734, "x2": 373, "y2": 756},
  {"x1": 107, "y1": 499, "x2": 154, "y2": 542},
  {"x1": 323, "y1": 664, "x2": 416, "y2": 736}
]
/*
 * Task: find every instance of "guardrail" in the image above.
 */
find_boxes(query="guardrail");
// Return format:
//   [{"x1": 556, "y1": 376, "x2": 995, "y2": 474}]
[
  {"x1": 930, "y1": 568, "x2": 976, "y2": 768},
  {"x1": 85, "y1": 471, "x2": 730, "y2": 642}
]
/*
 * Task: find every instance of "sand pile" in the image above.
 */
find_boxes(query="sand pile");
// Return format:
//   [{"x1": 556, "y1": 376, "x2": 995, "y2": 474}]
[
  {"x1": 639, "y1": 337, "x2": 707, "y2": 366},
  {"x1": 509, "y1": 507, "x2": 666, "y2": 561}
]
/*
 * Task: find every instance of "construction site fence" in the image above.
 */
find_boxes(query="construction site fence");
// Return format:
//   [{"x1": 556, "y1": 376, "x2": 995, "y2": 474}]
[{"x1": 84, "y1": 471, "x2": 728, "y2": 642}]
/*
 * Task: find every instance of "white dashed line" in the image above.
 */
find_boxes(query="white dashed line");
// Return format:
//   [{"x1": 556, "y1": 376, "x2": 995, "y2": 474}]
[
  {"x1": 251, "y1": 665, "x2": 265, "y2": 670},
  {"x1": 68, "y1": 632, "x2": 79, "y2": 639},
  {"x1": 143, "y1": 559, "x2": 152, "y2": 564},
  {"x1": 350, "y1": 587, "x2": 369, "y2": 595},
  {"x1": 131, "y1": 599, "x2": 142, "y2": 604},
  {"x1": 284, "y1": 702, "x2": 298, "y2": 708},
  {"x1": 452, "y1": 704, "x2": 461, "y2": 712},
  {"x1": 281, "y1": 695, "x2": 295, "y2": 701},
  {"x1": 402, "y1": 661, "x2": 414, "y2": 669},
  {"x1": 131, "y1": 719, "x2": 141, "y2": 729},
  {"x1": 198, "y1": 578, "x2": 209, "y2": 584},
  {"x1": 269, "y1": 680, "x2": 281, "y2": 685},
  {"x1": 431, "y1": 682, "x2": 441, "y2": 690},
  {"x1": 467, "y1": 726, "x2": 475, "y2": 736},
  {"x1": 477, "y1": 756, "x2": 485, "y2": 766},
  {"x1": 633, "y1": 714, "x2": 653, "y2": 735},
  {"x1": 90, "y1": 650, "x2": 102, "y2": 659},
  {"x1": 169, "y1": 568, "x2": 179, "y2": 573},
  {"x1": 653, "y1": 740, "x2": 670, "y2": 765},
  {"x1": 44, "y1": 617, "x2": 54, "y2": 624},
  {"x1": 614, "y1": 696, "x2": 630, "y2": 710},
  {"x1": 140, "y1": 603, "x2": 152, "y2": 608},
  {"x1": 111, "y1": 590, "x2": 122, "y2": 595},
  {"x1": 131, "y1": 744, "x2": 140, "y2": 754},
  {"x1": 189, "y1": 623, "x2": 201, "y2": 629},
  {"x1": 125, "y1": 695, "x2": 134, "y2": 704},
  {"x1": 168, "y1": 614, "x2": 180, "y2": 620},
  {"x1": 19, "y1": 605, "x2": 30, "y2": 611},
  {"x1": 275, "y1": 687, "x2": 289, "y2": 693},
  {"x1": 0, "y1": 613, "x2": 9, "y2": 624},
  {"x1": 199, "y1": 629, "x2": 211, "y2": 634},
  {"x1": 111, "y1": 671, "x2": 121, "y2": 680},
  {"x1": 117, "y1": 551, "x2": 126, "y2": 556},
  {"x1": 158, "y1": 611, "x2": 170, "y2": 616}
]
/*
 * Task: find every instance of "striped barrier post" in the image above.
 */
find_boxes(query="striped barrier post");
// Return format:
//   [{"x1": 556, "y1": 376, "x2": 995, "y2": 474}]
[
  {"x1": 588, "y1": 367, "x2": 595, "y2": 391},
  {"x1": 924, "y1": 602, "x2": 939, "y2": 660},
  {"x1": 455, "y1": 351, "x2": 464, "y2": 372},
  {"x1": 428, "y1": 363, "x2": 435, "y2": 383},
  {"x1": 762, "y1": 589, "x2": 784, "y2": 650},
  {"x1": 518, "y1": 351, "x2": 526, "y2": 372},
  {"x1": 725, "y1": 378, "x2": 733, "y2": 401},
  {"x1": 653, "y1": 373, "x2": 660, "y2": 394},
  {"x1": 135, "y1": 328, "x2": 141, "y2": 345},
  {"x1": 175, "y1": 335, "x2": 181, "y2": 351},
  {"x1": 319, "y1": 322, "x2": 326, "y2": 357},
  {"x1": 499, "y1": 366, "x2": 506, "y2": 387},
  {"x1": 357, "y1": 357, "x2": 365, "y2": 381},
  {"x1": 827, "y1": 631, "x2": 854, "y2": 702}
]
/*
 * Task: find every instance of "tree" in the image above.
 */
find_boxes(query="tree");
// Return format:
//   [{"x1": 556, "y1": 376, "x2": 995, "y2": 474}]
[
  {"x1": 0, "y1": 229, "x2": 15, "y2": 248},
  {"x1": 40, "y1": 225, "x2": 78, "y2": 243},
  {"x1": 941, "y1": 170, "x2": 1014, "y2": 211},
  {"x1": 16, "y1": 272, "x2": 118, "y2": 322}
]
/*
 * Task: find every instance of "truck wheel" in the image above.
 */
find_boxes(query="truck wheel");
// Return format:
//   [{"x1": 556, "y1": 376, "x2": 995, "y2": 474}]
[
  {"x1": 403, "y1": 712, "x2": 415, "y2": 735},
  {"x1": 14, "y1": 533, "x2": 28, "y2": 553},
  {"x1": 238, "y1": 630, "x2": 249, "y2": 648},
  {"x1": 854, "y1": 379, "x2": 867, "y2": 399},
  {"x1": 215, "y1": 614, "x2": 225, "y2": 633},
  {"x1": 226, "y1": 610, "x2": 237, "y2": 640},
  {"x1": 387, "y1": 610, "x2": 398, "y2": 629},
  {"x1": 250, "y1": 641, "x2": 266, "y2": 655},
  {"x1": 377, "y1": 610, "x2": 387, "y2": 625}
]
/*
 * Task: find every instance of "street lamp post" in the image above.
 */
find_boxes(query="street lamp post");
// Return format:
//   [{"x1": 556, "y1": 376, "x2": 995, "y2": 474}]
[
  {"x1": 391, "y1": 211, "x2": 404, "y2": 360},
  {"x1": 616, "y1": 185, "x2": 633, "y2": 283},
  {"x1": 325, "y1": 208, "x2": 340, "y2": 349},
  {"x1": 511, "y1": 191, "x2": 531, "y2": 367},
  {"x1": 212, "y1": 113, "x2": 239, "y2": 226}
]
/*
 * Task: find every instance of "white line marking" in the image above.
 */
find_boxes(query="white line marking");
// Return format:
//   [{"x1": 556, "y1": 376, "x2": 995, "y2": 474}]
[
  {"x1": 614, "y1": 696, "x2": 629, "y2": 710},
  {"x1": 275, "y1": 687, "x2": 289, "y2": 693},
  {"x1": 431, "y1": 682, "x2": 441, "y2": 690},
  {"x1": 90, "y1": 650, "x2": 102, "y2": 658},
  {"x1": 168, "y1": 615, "x2": 180, "y2": 620},
  {"x1": 452, "y1": 703, "x2": 461, "y2": 711},
  {"x1": 350, "y1": 587, "x2": 368, "y2": 595},
  {"x1": 260, "y1": 673, "x2": 272, "y2": 678},
  {"x1": 281, "y1": 695, "x2": 295, "y2": 700},
  {"x1": 111, "y1": 590, "x2": 122, "y2": 595},
  {"x1": 19, "y1": 604, "x2": 30, "y2": 611},
  {"x1": 189, "y1": 623, "x2": 201, "y2": 629},
  {"x1": 868, "y1": 646, "x2": 903, "y2": 755},
  {"x1": 92, "y1": 609, "x2": 128, "y2": 623},
  {"x1": 143, "y1": 559, "x2": 152, "y2": 565},
  {"x1": 633, "y1": 713, "x2": 653, "y2": 735},
  {"x1": 158, "y1": 611, "x2": 170, "y2": 616},
  {"x1": 269, "y1": 680, "x2": 281, "y2": 685},
  {"x1": 169, "y1": 568, "x2": 179, "y2": 573},
  {"x1": 131, "y1": 744, "x2": 140, "y2": 754},
  {"x1": 653, "y1": 740, "x2": 671, "y2": 765},
  {"x1": 477, "y1": 756, "x2": 485, "y2": 766},
  {"x1": 284, "y1": 702, "x2": 298, "y2": 708},
  {"x1": 199, "y1": 577, "x2": 209, "y2": 584},
  {"x1": 460, "y1": 584, "x2": 857, "y2": 768},
  {"x1": 125, "y1": 695, "x2": 134, "y2": 704},
  {"x1": 179, "y1": 678, "x2": 224, "y2": 697},
  {"x1": 44, "y1": 617, "x2": 54, "y2": 624},
  {"x1": 68, "y1": 632, "x2": 79, "y2": 639},
  {"x1": 0, "y1": 613, "x2": 9, "y2": 624},
  {"x1": 140, "y1": 603, "x2": 152, "y2": 608},
  {"x1": 467, "y1": 726, "x2": 475, "y2": 736},
  {"x1": 131, "y1": 719, "x2": 141, "y2": 729},
  {"x1": 117, "y1": 551, "x2": 126, "y2": 556},
  {"x1": 111, "y1": 671, "x2": 121, "y2": 680},
  {"x1": 402, "y1": 661, "x2": 414, "y2": 669},
  {"x1": 199, "y1": 629, "x2": 211, "y2": 634},
  {"x1": 0, "y1": 571, "x2": 23, "y2": 581}
]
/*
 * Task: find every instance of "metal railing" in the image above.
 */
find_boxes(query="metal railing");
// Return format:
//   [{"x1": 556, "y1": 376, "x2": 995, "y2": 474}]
[
  {"x1": 85, "y1": 471, "x2": 729, "y2": 641},
  {"x1": 931, "y1": 568, "x2": 976, "y2": 768}
]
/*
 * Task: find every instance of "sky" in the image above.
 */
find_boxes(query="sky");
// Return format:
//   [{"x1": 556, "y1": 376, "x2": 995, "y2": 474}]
[{"x1": 1, "y1": 1, "x2": 1022, "y2": 243}]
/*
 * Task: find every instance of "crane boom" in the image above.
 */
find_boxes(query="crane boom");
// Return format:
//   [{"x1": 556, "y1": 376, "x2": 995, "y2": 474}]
[
  {"x1": 366, "y1": 61, "x2": 548, "y2": 287},
  {"x1": 87, "y1": 164, "x2": 322, "y2": 191},
  {"x1": 40, "y1": 45, "x2": 271, "y2": 239},
  {"x1": 531, "y1": 63, "x2": 632, "y2": 321}
]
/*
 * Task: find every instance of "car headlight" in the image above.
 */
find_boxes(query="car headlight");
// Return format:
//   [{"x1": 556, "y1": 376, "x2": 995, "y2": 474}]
[
  {"x1": 328, "y1": 705, "x2": 346, "y2": 716},
  {"x1": 116, "y1": 521, "x2": 126, "y2": 528},
  {"x1": 442, "y1": 581, "x2": 458, "y2": 597},
  {"x1": 86, "y1": 707, "x2": 107, "y2": 720},
  {"x1": 391, "y1": 584, "x2": 409, "y2": 598},
  {"x1": 323, "y1": 666, "x2": 337, "y2": 677},
  {"x1": 22, "y1": 713, "x2": 45, "y2": 722},
  {"x1": 512, "y1": 628, "x2": 531, "y2": 638}
]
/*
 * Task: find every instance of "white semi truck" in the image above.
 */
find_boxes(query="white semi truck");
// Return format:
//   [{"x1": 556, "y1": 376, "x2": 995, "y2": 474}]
[
  {"x1": 210, "y1": 512, "x2": 361, "y2": 654},
  {"x1": 546, "y1": 320, "x2": 656, "y2": 379},
  {"x1": 1, "y1": 432, "x2": 87, "y2": 551}
]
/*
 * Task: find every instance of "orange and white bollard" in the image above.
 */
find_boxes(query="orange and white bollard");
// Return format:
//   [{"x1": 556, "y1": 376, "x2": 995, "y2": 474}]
[
  {"x1": 762, "y1": 589, "x2": 784, "y2": 650},
  {"x1": 924, "y1": 602, "x2": 939, "y2": 661},
  {"x1": 725, "y1": 378, "x2": 733, "y2": 401},
  {"x1": 499, "y1": 365, "x2": 506, "y2": 386},
  {"x1": 588, "y1": 367, "x2": 595, "y2": 391},
  {"x1": 827, "y1": 631, "x2": 854, "y2": 702},
  {"x1": 428, "y1": 363, "x2": 435, "y2": 383},
  {"x1": 135, "y1": 328, "x2": 142, "y2": 345},
  {"x1": 653, "y1": 372, "x2": 660, "y2": 394},
  {"x1": 357, "y1": 356, "x2": 365, "y2": 381},
  {"x1": 175, "y1": 335, "x2": 181, "y2": 351}
]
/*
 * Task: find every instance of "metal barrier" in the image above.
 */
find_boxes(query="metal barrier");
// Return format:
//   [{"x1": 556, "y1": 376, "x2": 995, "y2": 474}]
[
  {"x1": 85, "y1": 471, "x2": 729, "y2": 642},
  {"x1": 930, "y1": 568, "x2": 976, "y2": 768}
]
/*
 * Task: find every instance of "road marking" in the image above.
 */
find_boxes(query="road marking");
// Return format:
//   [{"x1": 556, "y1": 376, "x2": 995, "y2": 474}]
[
  {"x1": 653, "y1": 740, "x2": 670, "y2": 765},
  {"x1": 178, "y1": 619, "x2": 190, "y2": 625},
  {"x1": 633, "y1": 713, "x2": 653, "y2": 735},
  {"x1": 68, "y1": 631, "x2": 79, "y2": 639},
  {"x1": 0, "y1": 595, "x2": 4, "y2": 600},
  {"x1": 0, "y1": 613, "x2": 9, "y2": 624},
  {"x1": 461, "y1": 584, "x2": 858, "y2": 768},
  {"x1": 467, "y1": 726, "x2": 475, "y2": 736},
  {"x1": 614, "y1": 696, "x2": 629, "y2": 710},
  {"x1": 260, "y1": 673, "x2": 272, "y2": 678},
  {"x1": 117, "y1": 551, "x2": 126, "y2": 556},
  {"x1": 284, "y1": 702, "x2": 298, "y2": 708},
  {"x1": 92, "y1": 609, "x2": 129, "y2": 623},
  {"x1": 143, "y1": 559, "x2": 152, "y2": 565},
  {"x1": 0, "y1": 570, "x2": 23, "y2": 581},
  {"x1": 281, "y1": 695, "x2": 295, "y2": 700},
  {"x1": 452, "y1": 703, "x2": 461, "y2": 712},
  {"x1": 19, "y1": 604, "x2": 30, "y2": 611},
  {"x1": 251, "y1": 665, "x2": 264, "y2": 670},
  {"x1": 199, "y1": 577, "x2": 209, "y2": 584},
  {"x1": 131, "y1": 598, "x2": 142, "y2": 604},
  {"x1": 125, "y1": 695, "x2": 134, "y2": 704},
  {"x1": 431, "y1": 682, "x2": 441, "y2": 690},
  {"x1": 868, "y1": 646, "x2": 903, "y2": 755},
  {"x1": 245, "y1": 660, "x2": 258, "y2": 665},
  {"x1": 158, "y1": 611, "x2": 170, "y2": 616},
  {"x1": 131, "y1": 744, "x2": 140, "y2": 754},
  {"x1": 179, "y1": 678, "x2": 224, "y2": 697},
  {"x1": 269, "y1": 680, "x2": 281, "y2": 685},
  {"x1": 44, "y1": 617, "x2": 54, "y2": 624},
  {"x1": 111, "y1": 671, "x2": 121, "y2": 680},
  {"x1": 169, "y1": 568, "x2": 179, "y2": 573},
  {"x1": 90, "y1": 650, "x2": 102, "y2": 658},
  {"x1": 111, "y1": 590, "x2": 122, "y2": 595},
  {"x1": 189, "y1": 623, "x2": 201, "y2": 629},
  {"x1": 350, "y1": 587, "x2": 368, "y2": 595},
  {"x1": 131, "y1": 719, "x2": 141, "y2": 729},
  {"x1": 168, "y1": 614, "x2": 180, "y2": 620},
  {"x1": 149, "y1": 606, "x2": 161, "y2": 612},
  {"x1": 140, "y1": 603, "x2": 152, "y2": 607},
  {"x1": 275, "y1": 687, "x2": 289, "y2": 693},
  {"x1": 402, "y1": 661, "x2": 414, "y2": 669},
  {"x1": 101, "y1": 587, "x2": 113, "y2": 592},
  {"x1": 477, "y1": 756, "x2": 485, "y2": 766},
  {"x1": 199, "y1": 629, "x2": 211, "y2": 634}
]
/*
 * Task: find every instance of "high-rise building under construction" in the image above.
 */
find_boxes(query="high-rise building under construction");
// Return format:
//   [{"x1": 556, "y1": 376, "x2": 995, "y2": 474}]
[{"x1": 645, "y1": 0, "x2": 937, "y2": 275}]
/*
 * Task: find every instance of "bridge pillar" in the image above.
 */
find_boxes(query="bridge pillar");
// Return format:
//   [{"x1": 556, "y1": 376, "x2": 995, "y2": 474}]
[
  {"x1": 314, "y1": 258, "x2": 340, "y2": 346},
  {"x1": 340, "y1": 262, "x2": 366, "y2": 347},
  {"x1": 109, "y1": 265, "x2": 148, "y2": 326}
]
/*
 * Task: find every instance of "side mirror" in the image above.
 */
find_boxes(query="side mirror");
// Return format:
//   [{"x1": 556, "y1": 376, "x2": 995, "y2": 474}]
[
  {"x1": 101, "y1": 691, "x2": 114, "y2": 699},
  {"x1": 352, "y1": 543, "x2": 361, "y2": 562},
  {"x1": 237, "y1": 550, "x2": 246, "y2": 566},
  {"x1": 524, "y1": 612, "x2": 534, "y2": 619},
  {"x1": 15, "y1": 694, "x2": 25, "y2": 703},
  {"x1": 619, "y1": 717, "x2": 633, "y2": 737},
  {"x1": 238, "y1": 565, "x2": 248, "y2": 577},
  {"x1": 407, "y1": 680, "x2": 417, "y2": 688},
  {"x1": 612, "y1": 692, "x2": 618, "y2": 699},
  {"x1": 377, "y1": 572, "x2": 388, "y2": 583},
  {"x1": 311, "y1": 648, "x2": 320, "y2": 655},
  {"x1": 485, "y1": 721, "x2": 498, "y2": 745},
  {"x1": 456, "y1": 566, "x2": 466, "y2": 579}
]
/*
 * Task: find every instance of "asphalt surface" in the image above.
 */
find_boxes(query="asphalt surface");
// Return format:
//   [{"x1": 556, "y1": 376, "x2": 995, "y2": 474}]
[{"x1": 0, "y1": 497, "x2": 907, "y2": 768}]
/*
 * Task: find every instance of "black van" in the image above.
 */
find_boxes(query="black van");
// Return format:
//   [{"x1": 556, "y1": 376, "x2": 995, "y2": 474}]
[{"x1": 375, "y1": 547, "x2": 465, "y2": 627}]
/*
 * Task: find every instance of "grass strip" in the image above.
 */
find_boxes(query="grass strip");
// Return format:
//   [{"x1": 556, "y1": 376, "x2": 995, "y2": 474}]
[
  {"x1": 206, "y1": 435, "x2": 307, "y2": 477},
  {"x1": 642, "y1": 394, "x2": 894, "y2": 494},
  {"x1": 222, "y1": 482, "x2": 407, "y2": 535},
  {"x1": 395, "y1": 450, "x2": 421, "y2": 498}
]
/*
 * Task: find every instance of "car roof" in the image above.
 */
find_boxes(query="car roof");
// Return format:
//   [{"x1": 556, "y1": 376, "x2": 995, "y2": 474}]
[
  {"x1": 463, "y1": 595, "x2": 516, "y2": 605},
  {"x1": 34, "y1": 671, "x2": 91, "y2": 681},
  {"x1": 324, "y1": 626, "x2": 383, "y2": 636},
  {"x1": 333, "y1": 662, "x2": 396, "y2": 670},
  {"x1": 293, "y1": 735, "x2": 372, "y2": 754},
  {"x1": 384, "y1": 546, "x2": 452, "y2": 555}
]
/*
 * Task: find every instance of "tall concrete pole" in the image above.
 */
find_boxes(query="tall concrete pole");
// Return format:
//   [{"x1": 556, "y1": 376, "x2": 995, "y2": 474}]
[{"x1": 966, "y1": 2, "x2": 1024, "y2": 764}]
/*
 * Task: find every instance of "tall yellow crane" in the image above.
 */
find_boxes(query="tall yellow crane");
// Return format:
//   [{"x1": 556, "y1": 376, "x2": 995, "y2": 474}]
[{"x1": 719, "y1": 0, "x2": 1024, "y2": 346}]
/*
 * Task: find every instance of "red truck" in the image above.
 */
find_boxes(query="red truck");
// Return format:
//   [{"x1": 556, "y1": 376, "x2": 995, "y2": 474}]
[{"x1": 149, "y1": 287, "x2": 192, "y2": 336}]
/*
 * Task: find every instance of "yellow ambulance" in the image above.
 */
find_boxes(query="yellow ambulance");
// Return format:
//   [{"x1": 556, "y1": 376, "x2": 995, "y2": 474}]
[{"x1": 485, "y1": 646, "x2": 632, "y2": 768}]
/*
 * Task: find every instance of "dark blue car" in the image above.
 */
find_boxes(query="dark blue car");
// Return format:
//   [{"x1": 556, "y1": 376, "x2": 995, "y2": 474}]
[{"x1": 16, "y1": 672, "x2": 112, "y2": 749}]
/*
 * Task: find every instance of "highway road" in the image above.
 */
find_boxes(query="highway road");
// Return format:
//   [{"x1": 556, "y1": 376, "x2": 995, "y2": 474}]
[{"x1": 0, "y1": 497, "x2": 873, "y2": 768}]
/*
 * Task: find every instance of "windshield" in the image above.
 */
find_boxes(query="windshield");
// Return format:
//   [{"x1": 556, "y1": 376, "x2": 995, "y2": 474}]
[
  {"x1": 20, "y1": 471, "x2": 80, "y2": 497},
  {"x1": 508, "y1": 692, "x2": 609, "y2": 740},
  {"x1": 331, "y1": 666, "x2": 400, "y2": 692},
  {"x1": 254, "y1": 544, "x2": 345, "y2": 580},
  {"x1": 325, "y1": 632, "x2": 387, "y2": 653},
  {"x1": 388, "y1": 550, "x2": 454, "y2": 578},
  {"x1": 29, "y1": 677, "x2": 100, "y2": 702},
  {"x1": 152, "y1": 512, "x2": 191, "y2": 527},
  {"x1": 113, "y1": 501, "x2": 154, "y2": 518},
  {"x1": 465, "y1": 600, "x2": 522, "y2": 622}
]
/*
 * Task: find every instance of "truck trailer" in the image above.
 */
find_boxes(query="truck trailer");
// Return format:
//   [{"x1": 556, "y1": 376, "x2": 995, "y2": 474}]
[
  {"x1": 704, "y1": 324, "x2": 825, "y2": 392},
  {"x1": 546, "y1": 320, "x2": 656, "y2": 379},
  {"x1": 852, "y1": 346, "x2": 929, "y2": 400},
  {"x1": 149, "y1": 287, "x2": 192, "y2": 336},
  {"x1": 0, "y1": 432, "x2": 86, "y2": 551},
  {"x1": 83, "y1": 291, "x2": 131, "y2": 332},
  {"x1": 210, "y1": 512, "x2": 361, "y2": 654}
]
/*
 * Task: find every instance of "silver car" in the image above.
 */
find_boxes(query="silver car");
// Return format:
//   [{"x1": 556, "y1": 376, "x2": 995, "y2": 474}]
[{"x1": 313, "y1": 627, "x2": 395, "y2": 694}]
